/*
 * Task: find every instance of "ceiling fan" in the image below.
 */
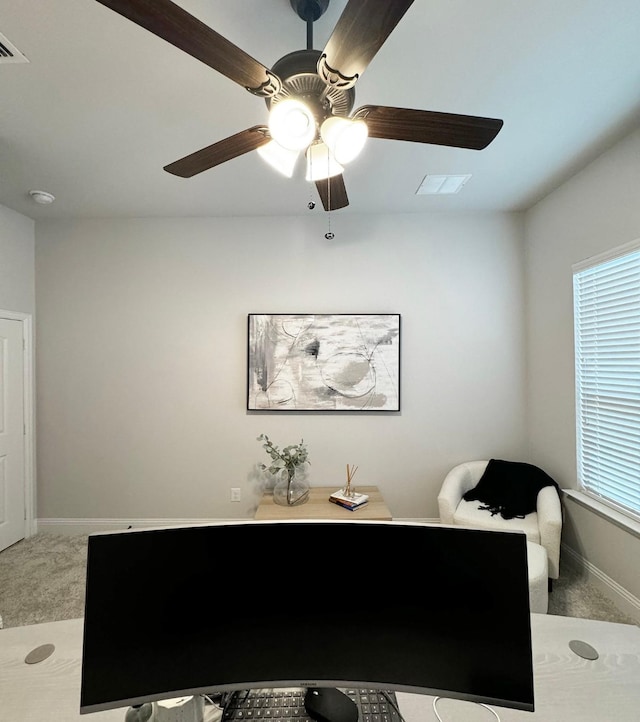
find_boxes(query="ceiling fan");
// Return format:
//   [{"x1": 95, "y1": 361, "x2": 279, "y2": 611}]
[{"x1": 95, "y1": 0, "x2": 503, "y2": 211}]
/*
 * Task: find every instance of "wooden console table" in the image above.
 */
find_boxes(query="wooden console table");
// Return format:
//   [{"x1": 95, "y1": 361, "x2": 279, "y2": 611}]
[{"x1": 254, "y1": 485, "x2": 392, "y2": 520}]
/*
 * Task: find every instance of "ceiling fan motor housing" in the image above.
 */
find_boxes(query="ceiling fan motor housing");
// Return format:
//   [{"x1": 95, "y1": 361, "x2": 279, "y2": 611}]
[{"x1": 267, "y1": 49, "x2": 355, "y2": 126}]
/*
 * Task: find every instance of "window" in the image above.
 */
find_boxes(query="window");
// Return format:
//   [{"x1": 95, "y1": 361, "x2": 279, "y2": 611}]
[{"x1": 573, "y1": 239, "x2": 640, "y2": 521}]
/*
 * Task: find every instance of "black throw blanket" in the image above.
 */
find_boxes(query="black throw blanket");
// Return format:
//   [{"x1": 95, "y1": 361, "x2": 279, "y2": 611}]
[{"x1": 463, "y1": 459, "x2": 560, "y2": 520}]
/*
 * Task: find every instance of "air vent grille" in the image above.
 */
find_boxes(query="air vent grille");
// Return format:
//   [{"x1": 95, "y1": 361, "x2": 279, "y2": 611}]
[
  {"x1": 416, "y1": 174, "x2": 472, "y2": 195},
  {"x1": 0, "y1": 32, "x2": 29, "y2": 64}
]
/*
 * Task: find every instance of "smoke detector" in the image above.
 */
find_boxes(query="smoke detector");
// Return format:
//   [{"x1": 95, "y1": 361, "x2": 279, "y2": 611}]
[{"x1": 29, "y1": 190, "x2": 55, "y2": 205}]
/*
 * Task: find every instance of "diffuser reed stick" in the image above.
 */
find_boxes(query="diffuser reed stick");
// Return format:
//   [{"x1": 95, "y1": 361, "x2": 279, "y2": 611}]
[{"x1": 345, "y1": 463, "x2": 358, "y2": 497}]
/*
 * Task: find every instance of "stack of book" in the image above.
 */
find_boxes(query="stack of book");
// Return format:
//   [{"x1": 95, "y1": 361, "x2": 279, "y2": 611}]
[{"x1": 329, "y1": 489, "x2": 369, "y2": 511}]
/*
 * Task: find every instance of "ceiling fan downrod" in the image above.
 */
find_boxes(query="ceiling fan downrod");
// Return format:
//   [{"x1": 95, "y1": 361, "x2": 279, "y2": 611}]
[{"x1": 290, "y1": 0, "x2": 330, "y2": 49}]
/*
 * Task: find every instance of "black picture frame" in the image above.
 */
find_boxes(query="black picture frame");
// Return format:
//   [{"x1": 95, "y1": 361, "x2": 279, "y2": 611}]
[{"x1": 247, "y1": 313, "x2": 401, "y2": 411}]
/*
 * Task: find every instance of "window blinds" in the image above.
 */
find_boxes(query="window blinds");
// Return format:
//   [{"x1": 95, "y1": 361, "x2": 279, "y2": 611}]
[{"x1": 573, "y1": 241, "x2": 640, "y2": 521}]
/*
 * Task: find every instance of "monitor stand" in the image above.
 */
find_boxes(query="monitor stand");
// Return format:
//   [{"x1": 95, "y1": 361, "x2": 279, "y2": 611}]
[
  {"x1": 125, "y1": 704, "x2": 153, "y2": 722},
  {"x1": 125, "y1": 696, "x2": 204, "y2": 722},
  {"x1": 304, "y1": 688, "x2": 359, "y2": 722}
]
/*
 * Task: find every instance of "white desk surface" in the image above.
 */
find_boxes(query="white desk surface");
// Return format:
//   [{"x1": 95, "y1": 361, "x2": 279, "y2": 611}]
[{"x1": 1, "y1": 614, "x2": 639, "y2": 722}]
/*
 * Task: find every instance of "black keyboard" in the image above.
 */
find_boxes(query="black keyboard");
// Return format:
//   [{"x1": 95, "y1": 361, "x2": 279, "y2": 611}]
[{"x1": 221, "y1": 688, "x2": 402, "y2": 722}]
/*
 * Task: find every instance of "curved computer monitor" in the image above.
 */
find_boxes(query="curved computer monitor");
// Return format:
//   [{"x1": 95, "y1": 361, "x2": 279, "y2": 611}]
[{"x1": 80, "y1": 520, "x2": 534, "y2": 714}]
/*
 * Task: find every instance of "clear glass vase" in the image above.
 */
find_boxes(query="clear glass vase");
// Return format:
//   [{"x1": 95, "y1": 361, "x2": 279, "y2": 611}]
[{"x1": 273, "y1": 466, "x2": 309, "y2": 506}]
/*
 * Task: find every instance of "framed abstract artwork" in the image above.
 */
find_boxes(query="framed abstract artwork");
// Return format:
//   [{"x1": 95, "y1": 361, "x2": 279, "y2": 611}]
[{"x1": 247, "y1": 314, "x2": 401, "y2": 411}]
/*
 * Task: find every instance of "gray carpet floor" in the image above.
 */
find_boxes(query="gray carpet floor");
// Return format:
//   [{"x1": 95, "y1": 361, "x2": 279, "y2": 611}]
[
  {"x1": 0, "y1": 533, "x2": 637, "y2": 629},
  {"x1": 0, "y1": 533, "x2": 88, "y2": 628}
]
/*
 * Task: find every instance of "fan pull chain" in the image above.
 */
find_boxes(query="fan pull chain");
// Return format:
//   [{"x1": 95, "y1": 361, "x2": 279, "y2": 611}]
[
  {"x1": 324, "y1": 146, "x2": 334, "y2": 239},
  {"x1": 305, "y1": 144, "x2": 335, "y2": 239},
  {"x1": 325, "y1": 212, "x2": 334, "y2": 240},
  {"x1": 307, "y1": 151, "x2": 316, "y2": 210},
  {"x1": 325, "y1": 175, "x2": 334, "y2": 239}
]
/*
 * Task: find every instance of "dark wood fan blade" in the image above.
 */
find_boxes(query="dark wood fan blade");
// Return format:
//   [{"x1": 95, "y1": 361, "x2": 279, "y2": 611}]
[
  {"x1": 315, "y1": 174, "x2": 349, "y2": 211},
  {"x1": 95, "y1": 0, "x2": 280, "y2": 96},
  {"x1": 353, "y1": 105, "x2": 504, "y2": 149},
  {"x1": 319, "y1": 0, "x2": 414, "y2": 88},
  {"x1": 164, "y1": 126, "x2": 269, "y2": 178}
]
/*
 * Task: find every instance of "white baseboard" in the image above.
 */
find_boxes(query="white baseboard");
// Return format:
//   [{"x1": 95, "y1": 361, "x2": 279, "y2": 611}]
[
  {"x1": 561, "y1": 542, "x2": 640, "y2": 623},
  {"x1": 36, "y1": 516, "x2": 441, "y2": 535},
  {"x1": 36, "y1": 518, "x2": 241, "y2": 535}
]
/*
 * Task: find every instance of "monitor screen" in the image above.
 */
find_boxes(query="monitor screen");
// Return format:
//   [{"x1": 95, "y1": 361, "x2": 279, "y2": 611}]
[{"x1": 80, "y1": 521, "x2": 534, "y2": 714}]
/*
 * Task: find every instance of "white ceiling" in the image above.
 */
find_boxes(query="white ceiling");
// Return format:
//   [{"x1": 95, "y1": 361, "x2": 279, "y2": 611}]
[{"x1": 1, "y1": 0, "x2": 639, "y2": 221}]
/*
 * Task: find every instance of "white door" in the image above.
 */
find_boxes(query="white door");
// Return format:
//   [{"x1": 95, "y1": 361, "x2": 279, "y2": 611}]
[{"x1": 0, "y1": 318, "x2": 25, "y2": 552}]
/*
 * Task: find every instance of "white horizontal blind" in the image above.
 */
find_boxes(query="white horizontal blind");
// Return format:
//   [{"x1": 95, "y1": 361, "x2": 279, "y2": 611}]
[{"x1": 573, "y1": 240, "x2": 640, "y2": 521}]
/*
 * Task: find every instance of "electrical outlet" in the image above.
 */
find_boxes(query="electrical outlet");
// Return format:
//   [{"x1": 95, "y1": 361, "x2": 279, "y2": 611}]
[{"x1": 230, "y1": 487, "x2": 241, "y2": 502}]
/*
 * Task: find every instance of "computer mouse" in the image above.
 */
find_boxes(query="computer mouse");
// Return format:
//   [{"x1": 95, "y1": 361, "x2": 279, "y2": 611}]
[{"x1": 304, "y1": 688, "x2": 358, "y2": 722}]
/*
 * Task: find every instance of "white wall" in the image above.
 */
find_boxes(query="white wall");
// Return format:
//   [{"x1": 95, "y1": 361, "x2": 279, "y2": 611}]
[
  {"x1": 35, "y1": 212, "x2": 527, "y2": 522},
  {"x1": 0, "y1": 204, "x2": 35, "y2": 314},
  {"x1": 525, "y1": 127, "x2": 640, "y2": 601}
]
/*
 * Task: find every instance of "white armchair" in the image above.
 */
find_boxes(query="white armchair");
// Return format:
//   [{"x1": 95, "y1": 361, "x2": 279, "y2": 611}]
[{"x1": 438, "y1": 460, "x2": 562, "y2": 579}]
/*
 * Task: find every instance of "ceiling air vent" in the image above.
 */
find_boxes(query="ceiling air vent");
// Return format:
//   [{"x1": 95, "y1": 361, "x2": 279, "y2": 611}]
[
  {"x1": 416, "y1": 174, "x2": 472, "y2": 195},
  {"x1": 0, "y1": 32, "x2": 29, "y2": 64}
]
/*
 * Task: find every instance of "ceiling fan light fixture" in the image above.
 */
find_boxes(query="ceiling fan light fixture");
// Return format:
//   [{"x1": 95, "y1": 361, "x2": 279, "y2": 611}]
[
  {"x1": 320, "y1": 116, "x2": 368, "y2": 164},
  {"x1": 96, "y1": 0, "x2": 503, "y2": 213},
  {"x1": 305, "y1": 142, "x2": 344, "y2": 182},
  {"x1": 268, "y1": 98, "x2": 316, "y2": 151},
  {"x1": 257, "y1": 140, "x2": 299, "y2": 177}
]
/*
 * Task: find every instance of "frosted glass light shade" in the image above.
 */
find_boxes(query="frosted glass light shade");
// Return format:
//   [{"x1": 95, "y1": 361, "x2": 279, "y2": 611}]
[
  {"x1": 268, "y1": 99, "x2": 316, "y2": 152},
  {"x1": 320, "y1": 116, "x2": 368, "y2": 164},
  {"x1": 257, "y1": 141, "x2": 299, "y2": 177},
  {"x1": 305, "y1": 143, "x2": 344, "y2": 182}
]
